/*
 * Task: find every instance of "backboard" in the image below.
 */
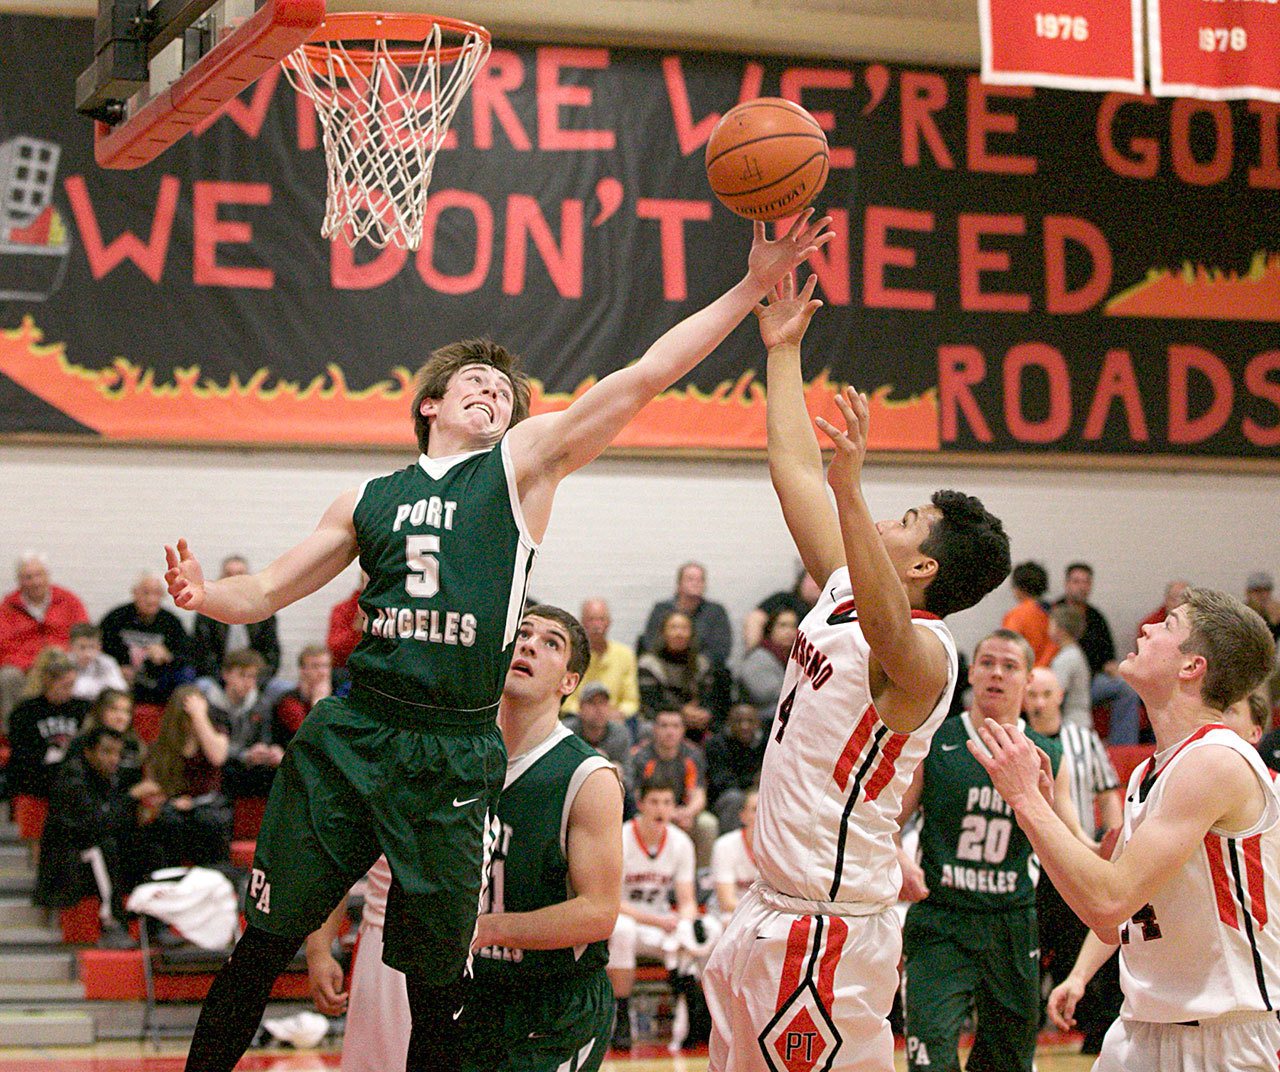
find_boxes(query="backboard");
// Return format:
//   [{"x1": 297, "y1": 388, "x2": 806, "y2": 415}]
[{"x1": 76, "y1": 0, "x2": 324, "y2": 169}]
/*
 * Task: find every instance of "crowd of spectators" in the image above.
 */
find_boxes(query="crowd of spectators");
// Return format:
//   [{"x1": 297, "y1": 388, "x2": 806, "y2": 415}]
[
  {"x1": 0, "y1": 551, "x2": 351, "y2": 949},
  {"x1": 3, "y1": 546, "x2": 1279, "y2": 956}
]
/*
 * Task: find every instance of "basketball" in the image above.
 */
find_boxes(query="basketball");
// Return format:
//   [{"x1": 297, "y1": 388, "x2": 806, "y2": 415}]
[{"x1": 705, "y1": 98, "x2": 830, "y2": 221}]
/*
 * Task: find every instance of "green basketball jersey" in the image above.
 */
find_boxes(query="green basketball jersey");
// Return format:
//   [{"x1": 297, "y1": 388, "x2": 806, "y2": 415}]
[
  {"x1": 473, "y1": 724, "x2": 617, "y2": 982},
  {"x1": 347, "y1": 439, "x2": 536, "y2": 717},
  {"x1": 916, "y1": 713, "x2": 1062, "y2": 912}
]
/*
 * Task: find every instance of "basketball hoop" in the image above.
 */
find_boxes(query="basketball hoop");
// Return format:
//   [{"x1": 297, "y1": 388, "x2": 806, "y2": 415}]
[{"x1": 282, "y1": 12, "x2": 490, "y2": 250}]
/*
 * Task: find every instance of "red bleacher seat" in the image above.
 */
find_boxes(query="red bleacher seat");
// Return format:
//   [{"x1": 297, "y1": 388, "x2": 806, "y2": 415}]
[
  {"x1": 12, "y1": 793, "x2": 48, "y2": 841},
  {"x1": 78, "y1": 948, "x2": 312, "y2": 1001},
  {"x1": 230, "y1": 840, "x2": 256, "y2": 869},
  {"x1": 131, "y1": 703, "x2": 164, "y2": 744},
  {"x1": 232, "y1": 796, "x2": 267, "y2": 840},
  {"x1": 1107, "y1": 744, "x2": 1155, "y2": 786}
]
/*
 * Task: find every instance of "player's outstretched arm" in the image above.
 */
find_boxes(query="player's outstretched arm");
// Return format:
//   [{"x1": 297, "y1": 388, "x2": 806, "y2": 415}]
[
  {"x1": 472, "y1": 767, "x2": 623, "y2": 952},
  {"x1": 508, "y1": 213, "x2": 833, "y2": 494},
  {"x1": 164, "y1": 490, "x2": 360, "y2": 624},
  {"x1": 971, "y1": 722, "x2": 1263, "y2": 930},
  {"x1": 1047, "y1": 932, "x2": 1116, "y2": 1031},
  {"x1": 759, "y1": 271, "x2": 844, "y2": 589},
  {"x1": 817, "y1": 389, "x2": 949, "y2": 732}
]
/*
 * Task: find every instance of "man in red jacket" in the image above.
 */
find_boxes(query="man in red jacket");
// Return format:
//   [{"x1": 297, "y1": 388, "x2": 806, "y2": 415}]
[{"x1": 0, "y1": 553, "x2": 89, "y2": 726}]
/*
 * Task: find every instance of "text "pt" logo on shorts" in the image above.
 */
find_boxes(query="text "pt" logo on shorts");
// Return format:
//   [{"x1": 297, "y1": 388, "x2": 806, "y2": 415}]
[{"x1": 249, "y1": 868, "x2": 272, "y2": 914}]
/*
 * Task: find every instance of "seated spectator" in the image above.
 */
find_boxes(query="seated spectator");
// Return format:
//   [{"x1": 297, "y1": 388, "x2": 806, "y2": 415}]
[
  {"x1": 99, "y1": 574, "x2": 193, "y2": 706},
  {"x1": 270, "y1": 644, "x2": 342, "y2": 752},
  {"x1": 638, "y1": 611, "x2": 729, "y2": 741},
  {"x1": 710, "y1": 788, "x2": 759, "y2": 920},
  {"x1": 69, "y1": 623, "x2": 128, "y2": 702},
  {"x1": 1248, "y1": 693, "x2": 1280, "y2": 770},
  {"x1": 192, "y1": 555, "x2": 281, "y2": 683},
  {"x1": 69, "y1": 688, "x2": 145, "y2": 785},
  {"x1": 1001, "y1": 560, "x2": 1056, "y2": 667},
  {"x1": 204, "y1": 649, "x2": 277, "y2": 799},
  {"x1": 1047, "y1": 605, "x2": 1093, "y2": 732},
  {"x1": 1135, "y1": 579, "x2": 1191, "y2": 636},
  {"x1": 1246, "y1": 571, "x2": 1280, "y2": 640},
  {"x1": 705, "y1": 703, "x2": 767, "y2": 831},
  {"x1": 608, "y1": 776, "x2": 704, "y2": 1053},
  {"x1": 34, "y1": 726, "x2": 156, "y2": 949},
  {"x1": 561, "y1": 599, "x2": 640, "y2": 718},
  {"x1": 563, "y1": 681, "x2": 632, "y2": 790},
  {"x1": 629, "y1": 709, "x2": 718, "y2": 866},
  {"x1": 1052, "y1": 561, "x2": 1143, "y2": 745},
  {"x1": 141, "y1": 685, "x2": 232, "y2": 869},
  {"x1": 1223, "y1": 689, "x2": 1267, "y2": 747},
  {"x1": 741, "y1": 568, "x2": 819, "y2": 652},
  {"x1": 7, "y1": 649, "x2": 89, "y2": 801},
  {"x1": 0, "y1": 553, "x2": 89, "y2": 725},
  {"x1": 735, "y1": 607, "x2": 798, "y2": 714},
  {"x1": 327, "y1": 574, "x2": 366, "y2": 669},
  {"x1": 641, "y1": 562, "x2": 733, "y2": 667}
]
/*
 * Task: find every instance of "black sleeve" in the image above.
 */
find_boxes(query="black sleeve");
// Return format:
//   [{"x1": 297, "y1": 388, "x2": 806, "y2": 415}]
[
  {"x1": 253, "y1": 616, "x2": 282, "y2": 679},
  {"x1": 191, "y1": 615, "x2": 222, "y2": 679},
  {"x1": 97, "y1": 607, "x2": 129, "y2": 667}
]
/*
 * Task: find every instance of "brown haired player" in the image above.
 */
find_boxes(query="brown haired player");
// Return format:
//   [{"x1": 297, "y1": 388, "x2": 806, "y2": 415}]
[{"x1": 164, "y1": 213, "x2": 832, "y2": 1072}]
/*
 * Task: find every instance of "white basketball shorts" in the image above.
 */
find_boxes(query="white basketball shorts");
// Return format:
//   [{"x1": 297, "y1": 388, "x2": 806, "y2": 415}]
[
  {"x1": 341, "y1": 921, "x2": 411, "y2": 1072},
  {"x1": 1094, "y1": 1012, "x2": 1280, "y2": 1072},
  {"x1": 703, "y1": 884, "x2": 901, "y2": 1072}
]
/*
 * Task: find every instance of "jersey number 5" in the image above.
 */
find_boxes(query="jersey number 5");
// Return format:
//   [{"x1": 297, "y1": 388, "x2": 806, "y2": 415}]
[{"x1": 405, "y1": 535, "x2": 441, "y2": 597}]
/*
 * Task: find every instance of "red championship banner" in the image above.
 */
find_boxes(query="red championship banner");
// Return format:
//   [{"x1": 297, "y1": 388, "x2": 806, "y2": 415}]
[
  {"x1": 979, "y1": 0, "x2": 1144, "y2": 92},
  {"x1": 1149, "y1": 0, "x2": 1280, "y2": 102}
]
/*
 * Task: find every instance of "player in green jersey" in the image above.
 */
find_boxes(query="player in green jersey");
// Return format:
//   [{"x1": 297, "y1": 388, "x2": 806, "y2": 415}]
[
  {"x1": 165, "y1": 211, "x2": 833, "y2": 1072},
  {"x1": 897, "y1": 628, "x2": 1092, "y2": 1072},
  {"x1": 306, "y1": 604, "x2": 623, "y2": 1072}
]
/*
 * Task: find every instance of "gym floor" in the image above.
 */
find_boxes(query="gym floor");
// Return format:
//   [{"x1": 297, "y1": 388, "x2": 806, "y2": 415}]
[{"x1": 0, "y1": 1040, "x2": 1098, "y2": 1070}]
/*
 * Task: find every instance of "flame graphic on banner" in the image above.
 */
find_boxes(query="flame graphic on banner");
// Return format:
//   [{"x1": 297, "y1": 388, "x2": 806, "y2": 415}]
[
  {"x1": 1106, "y1": 252, "x2": 1280, "y2": 322},
  {"x1": 0, "y1": 318, "x2": 938, "y2": 451}
]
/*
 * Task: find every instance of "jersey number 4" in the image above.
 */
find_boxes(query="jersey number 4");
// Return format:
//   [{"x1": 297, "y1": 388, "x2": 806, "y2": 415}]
[
  {"x1": 774, "y1": 685, "x2": 798, "y2": 743},
  {"x1": 1120, "y1": 903, "x2": 1162, "y2": 944},
  {"x1": 405, "y1": 536, "x2": 441, "y2": 597}
]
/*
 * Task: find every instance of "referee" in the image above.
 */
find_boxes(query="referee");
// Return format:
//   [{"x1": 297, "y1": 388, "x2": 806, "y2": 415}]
[{"x1": 1024, "y1": 666, "x2": 1121, "y2": 1049}]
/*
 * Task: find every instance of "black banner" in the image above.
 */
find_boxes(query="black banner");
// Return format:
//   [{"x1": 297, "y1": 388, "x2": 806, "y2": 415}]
[{"x1": 1, "y1": 14, "x2": 1277, "y2": 458}]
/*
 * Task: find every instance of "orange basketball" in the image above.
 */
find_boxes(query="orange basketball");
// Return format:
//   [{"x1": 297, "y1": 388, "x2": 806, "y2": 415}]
[{"x1": 705, "y1": 98, "x2": 830, "y2": 221}]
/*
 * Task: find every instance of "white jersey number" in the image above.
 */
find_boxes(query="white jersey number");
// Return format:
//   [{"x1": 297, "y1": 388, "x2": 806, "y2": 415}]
[
  {"x1": 956, "y1": 815, "x2": 1012, "y2": 865},
  {"x1": 405, "y1": 535, "x2": 441, "y2": 597}
]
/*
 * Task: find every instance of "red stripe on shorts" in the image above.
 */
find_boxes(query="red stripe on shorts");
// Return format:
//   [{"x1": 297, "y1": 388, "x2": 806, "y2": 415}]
[
  {"x1": 1205, "y1": 834, "x2": 1239, "y2": 930},
  {"x1": 1244, "y1": 834, "x2": 1268, "y2": 927},
  {"x1": 816, "y1": 916, "x2": 848, "y2": 1011},
  {"x1": 833, "y1": 707, "x2": 879, "y2": 792},
  {"x1": 864, "y1": 731, "x2": 909, "y2": 802},
  {"x1": 775, "y1": 916, "x2": 813, "y2": 1012}
]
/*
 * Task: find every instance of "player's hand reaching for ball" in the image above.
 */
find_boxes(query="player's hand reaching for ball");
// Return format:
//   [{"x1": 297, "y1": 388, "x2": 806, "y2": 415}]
[
  {"x1": 1046, "y1": 975, "x2": 1085, "y2": 1031},
  {"x1": 816, "y1": 386, "x2": 870, "y2": 494},
  {"x1": 164, "y1": 538, "x2": 206, "y2": 611},
  {"x1": 755, "y1": 271, "x2": 823, "y2": 352},
  {"x1": 746, "y1": 209, "x2": 833, "y2": 295}
]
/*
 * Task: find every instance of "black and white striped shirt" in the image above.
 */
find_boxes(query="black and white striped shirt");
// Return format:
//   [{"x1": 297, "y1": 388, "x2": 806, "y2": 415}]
[{"x1": 1052, "y1": 722, "x2": 1119, "y2": 840}]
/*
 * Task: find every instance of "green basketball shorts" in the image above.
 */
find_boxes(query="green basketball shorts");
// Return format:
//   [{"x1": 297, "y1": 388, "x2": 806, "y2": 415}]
[
  {"x1": 245, "y1": 689, "x2": 506, "y2": 979},
  {"x1": 902, "y1": 902, "x2": 1041, "y2": 1072},
  {"x1": 457, "y1": 970, "x2": 614, "y2": 1072}
]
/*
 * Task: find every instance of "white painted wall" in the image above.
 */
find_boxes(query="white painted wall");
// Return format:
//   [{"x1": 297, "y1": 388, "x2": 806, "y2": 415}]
[{"x1": 2, "y1": 442, "x2": 1276, "y2": 679}]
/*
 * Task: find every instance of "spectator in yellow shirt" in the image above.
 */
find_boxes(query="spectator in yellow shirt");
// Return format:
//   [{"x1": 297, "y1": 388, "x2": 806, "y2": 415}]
[{"x1": 561, "y1": 598, "x2": 640, "y2": 719}]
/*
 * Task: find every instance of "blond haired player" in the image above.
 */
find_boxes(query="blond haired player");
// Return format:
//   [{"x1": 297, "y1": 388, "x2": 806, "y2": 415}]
[
  {"x1": 701, "y1": 272, "x2": 1010, "y2": 1072},
  {"x1": 975, "y1": 588, "x2": 1279, "y2": 1072}
]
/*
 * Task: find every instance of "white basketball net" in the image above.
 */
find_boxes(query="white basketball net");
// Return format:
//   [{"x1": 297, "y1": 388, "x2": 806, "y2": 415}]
[{"x1": 283, "y1": 23, "x2": 490, "y2": 250}]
